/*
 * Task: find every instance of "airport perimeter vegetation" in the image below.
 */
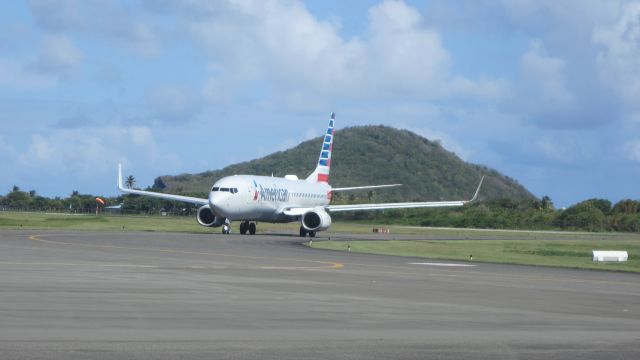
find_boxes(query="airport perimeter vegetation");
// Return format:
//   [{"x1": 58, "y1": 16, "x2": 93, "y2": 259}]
[{"x1": 1, "y1": 210, "x2": 639, "y2": 273}]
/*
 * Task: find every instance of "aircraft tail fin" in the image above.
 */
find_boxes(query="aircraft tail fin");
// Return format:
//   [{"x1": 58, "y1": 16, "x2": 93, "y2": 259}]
[{"x1": 306, "y1": 112, "x2": 335, "y2": 183}]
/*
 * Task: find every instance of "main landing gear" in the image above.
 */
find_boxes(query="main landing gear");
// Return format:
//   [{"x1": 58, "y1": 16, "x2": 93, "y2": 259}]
[
  {"x1": 299, "y1": 226, "x2": 316, "y2": 238},
  {"x1": 239, "y1": 221, "x2": 256, "y2": 235}
]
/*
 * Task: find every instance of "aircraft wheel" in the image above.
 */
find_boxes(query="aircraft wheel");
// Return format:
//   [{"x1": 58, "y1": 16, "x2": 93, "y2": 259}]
[
  {"x1": 240, "y1": 221, "x2": 248, "y2": 235},
  {"x1": 249, "y1": 222, "x2": 256, "y2": 235},
  {"x1": 222, "y1": 225, "x2": 230, "y2": 235},
  {"x1": 308, "y1": 231, "x2": 316, "y2": 238},
  {"x1": 299, "y1": 226, "x2": 307, "y2": 237}
]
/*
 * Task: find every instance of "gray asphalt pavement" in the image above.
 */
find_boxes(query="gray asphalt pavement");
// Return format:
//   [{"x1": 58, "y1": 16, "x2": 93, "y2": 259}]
[{"x1": 0, "y1": 229, "x2": 638, "y2": 359}]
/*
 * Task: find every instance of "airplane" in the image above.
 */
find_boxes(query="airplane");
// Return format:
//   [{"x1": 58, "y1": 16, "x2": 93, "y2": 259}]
[{"x1": 117, "y1": 113, "x2": 484, "y2": 237}]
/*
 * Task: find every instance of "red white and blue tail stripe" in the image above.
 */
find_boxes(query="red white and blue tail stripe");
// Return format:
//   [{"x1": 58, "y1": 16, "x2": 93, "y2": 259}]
[{"x1": 307, "y1": 112, "x2": 335, "y2": 183}]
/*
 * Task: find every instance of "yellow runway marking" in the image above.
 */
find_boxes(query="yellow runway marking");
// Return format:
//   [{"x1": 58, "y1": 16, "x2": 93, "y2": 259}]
[
  {"x1": 27, "y1": 234, "x2": 344, "y2": 271},
  {"x1": 261, "y1": 262, "x2": 344, "y2": 270}
]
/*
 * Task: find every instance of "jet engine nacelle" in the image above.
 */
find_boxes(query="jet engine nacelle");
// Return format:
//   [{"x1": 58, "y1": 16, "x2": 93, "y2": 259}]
[
  {"x1": 196, "y1": 205, "x2": 226, "y2": 227},
  {"x1": 301, "y1": 208, "x2": 332, "y2": 231}
]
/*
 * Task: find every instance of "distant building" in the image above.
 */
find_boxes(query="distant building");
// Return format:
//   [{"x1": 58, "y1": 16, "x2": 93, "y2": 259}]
[{"x1": 104, "y1": 203, "x2": 122, "y2": 214}]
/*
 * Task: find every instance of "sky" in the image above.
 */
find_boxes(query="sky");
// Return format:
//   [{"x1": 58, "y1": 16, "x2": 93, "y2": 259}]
[{"x1": 1, "y1": 0, "x2": 639, "y2": 207}]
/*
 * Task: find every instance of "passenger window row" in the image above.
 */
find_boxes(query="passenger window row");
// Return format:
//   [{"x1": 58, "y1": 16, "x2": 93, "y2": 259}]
[
  {"x1": 292, "y1": 193, "x2": 322, "y2": 199},
  {"x1": 210, "y1": 187, "x2": 321, "y2": 198}
]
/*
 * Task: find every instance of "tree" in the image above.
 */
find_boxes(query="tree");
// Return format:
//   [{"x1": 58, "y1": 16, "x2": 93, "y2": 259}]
[
  {"x1": 540, "y1": 195, "x2": 554, "y2": 210},
  {"x1": 6, "y1": 190, "x2": 31, "y2": 208},
  {"x1": 583, "y1": 198, "x2": 612, "y2": 215},
  {"x1": 12, "y1": 185, "x2": 19, "y2": 192},
  {"x1": 613, "y1": 199, "x2": 639, "y2": 215},
  {"x1": 125, "y1": 175, "x2": 136, "y2": 189},
  {"x1": 553, "y1": 201, "x2": 606, "y2": 231}
]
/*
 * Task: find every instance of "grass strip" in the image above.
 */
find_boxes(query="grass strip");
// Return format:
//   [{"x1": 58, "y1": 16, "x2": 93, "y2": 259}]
[{"x1": 309, "y1": 239, "x2": 640, "y2": 272}]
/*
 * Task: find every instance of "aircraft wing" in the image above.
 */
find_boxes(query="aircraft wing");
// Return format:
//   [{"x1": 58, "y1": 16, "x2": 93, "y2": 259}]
[
  {"x1": 332, "y1": 184, "x2": 402, "y2": 191},
  {"x1": 327, "y1": 177, "x2": 484, "y2": 213},
  {"x1": 117, "y1": 164, "x2": 209, "y2": 206}
]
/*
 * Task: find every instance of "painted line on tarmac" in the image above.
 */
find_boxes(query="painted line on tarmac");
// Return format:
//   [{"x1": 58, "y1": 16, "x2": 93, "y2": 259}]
[
  {"x1": 409, "y1": 262, "x2": 477, "y2": 267},
  {"x1": 328, "y1": 257, "x2": 638, "y2": 287},
  {"x1": 27, "y1": 234, "x2": 344, "y2": 271},
  {"x1": 261, "y1": 262, "x2": 345, "y2": 270}
]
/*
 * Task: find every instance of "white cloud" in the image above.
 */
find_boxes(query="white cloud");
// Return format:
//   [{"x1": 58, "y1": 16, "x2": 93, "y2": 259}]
[
  {"x1": 0, "y1": 57, "x2": 56, "y2": 89},
  {"x1": 533, "y1": 138, "x2": 577, "y2": 163},
  {"x1": 187, "y1": 1, "x2": 364, "y2": 94},
  {"x1": 145, "y1": 84, "x2": 204, "y2": 123},
  {"x1": 624, "y1": 139, "x2": 640, "y2": 163},
  {"x1": 27, "y1": 0, "x2": 159, "y2": 57},
  {"x1": 202, "y1": 76, "x2": 231, "y2": 104},
  {"x1": 16, "y1": 126, "x2": 161, "y2": 175},
  {"x1": 520, "y1": 40, "x2": 575, "y2": 110},
  {"x1": 501, "y1": 0, "x2": 619, "y2": 30},
  {"x1": 28, "y1": 34, "x2": 84, "y2": 76},
  {"x1": 275, "y1": 126, "x2": 321, "y2": 152},
  {"x1": 365, "y1": 1, "x2": 449, "y2": 96},
  {"x1": 409, "y1": 127, "x2": 470, "y2": 160},
  {"x1": 0, "y1": 135, "x2": 15, "y2": 159},
  {"x1": 593, "y1": 1, "x2": 640, "y2": 107},
  {"x1": 0, "y1": 34, "x2": 83, "y2": 90},
  {"x1": 182, "y1": 0, "x2": 505, "y2": 106},
  {"x1": 128, "y1": 126, "x2": 155, "y2": 146}
]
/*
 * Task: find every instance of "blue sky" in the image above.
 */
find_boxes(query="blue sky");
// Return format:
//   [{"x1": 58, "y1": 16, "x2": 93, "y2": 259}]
[{"x1": 1, "y1": 0, "x2": 640, "y2": 207}]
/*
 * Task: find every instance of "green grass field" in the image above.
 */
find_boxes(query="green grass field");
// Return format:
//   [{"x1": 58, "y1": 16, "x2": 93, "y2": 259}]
[
  {"x1": 0, "y1": 211, "x2": 370, "y2": 233},
  {"x1": 2, "y1": 211, "x2": 639, "y2": 272},
  {"x1": 0, "y1": 211, "x2": 378, "y2": 234},
  {"x1": 310, "y1": 239, "x2": 640, "y2": 272},
  {"x1": 0, "y1": 211, "x2": 209, "y2": 233}
]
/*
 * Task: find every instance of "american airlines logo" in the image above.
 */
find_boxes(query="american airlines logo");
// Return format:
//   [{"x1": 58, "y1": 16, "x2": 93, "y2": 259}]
[{"x1": 257, "y1": 184, "x2": 290, "y2": 202}]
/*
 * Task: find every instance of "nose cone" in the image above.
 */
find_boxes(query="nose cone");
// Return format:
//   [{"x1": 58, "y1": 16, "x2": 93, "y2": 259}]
[{"x1": 209, "y1": 191, "x2": 228, "y2": 216}]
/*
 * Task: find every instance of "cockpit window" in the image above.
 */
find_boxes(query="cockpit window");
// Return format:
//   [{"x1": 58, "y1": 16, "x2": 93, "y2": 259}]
[{"x1": 212, "y1": 187, "x2": 238, "y2": 193}]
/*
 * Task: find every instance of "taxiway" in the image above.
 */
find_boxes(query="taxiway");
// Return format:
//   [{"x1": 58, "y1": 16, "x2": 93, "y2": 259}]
[{"x1": 0, "y1": 230, "x2": 638, "y2": 359}]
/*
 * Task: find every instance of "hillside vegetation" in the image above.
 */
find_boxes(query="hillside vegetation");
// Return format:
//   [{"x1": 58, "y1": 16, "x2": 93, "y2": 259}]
[{"x1": 153, "y1": 125, "x2": 533, "y2": 202}]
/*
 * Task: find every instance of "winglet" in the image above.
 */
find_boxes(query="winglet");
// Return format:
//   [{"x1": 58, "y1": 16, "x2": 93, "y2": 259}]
[
  {"x1": 469, "y1": 176, "x2": 485, "y2": 203},
  {"x1": 117, "y1": 163, "x2": 125, "y2": 191}
]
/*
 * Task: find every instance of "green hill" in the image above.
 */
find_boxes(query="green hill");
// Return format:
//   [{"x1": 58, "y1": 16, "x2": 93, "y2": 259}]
[{"x1": 152, "y1": 125, "x2": 535, "y2": 202}]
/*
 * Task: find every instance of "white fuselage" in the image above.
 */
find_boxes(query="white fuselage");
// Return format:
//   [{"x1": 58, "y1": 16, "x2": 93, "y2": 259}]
[{"x1": 209, "y1": 175, "x2": 331, "y2": 222}]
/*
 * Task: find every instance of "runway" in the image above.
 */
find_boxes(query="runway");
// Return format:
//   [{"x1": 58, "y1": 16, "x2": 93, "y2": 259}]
[{"x1": 0, "y1": 229, "x2": 638, "y2": 359}]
